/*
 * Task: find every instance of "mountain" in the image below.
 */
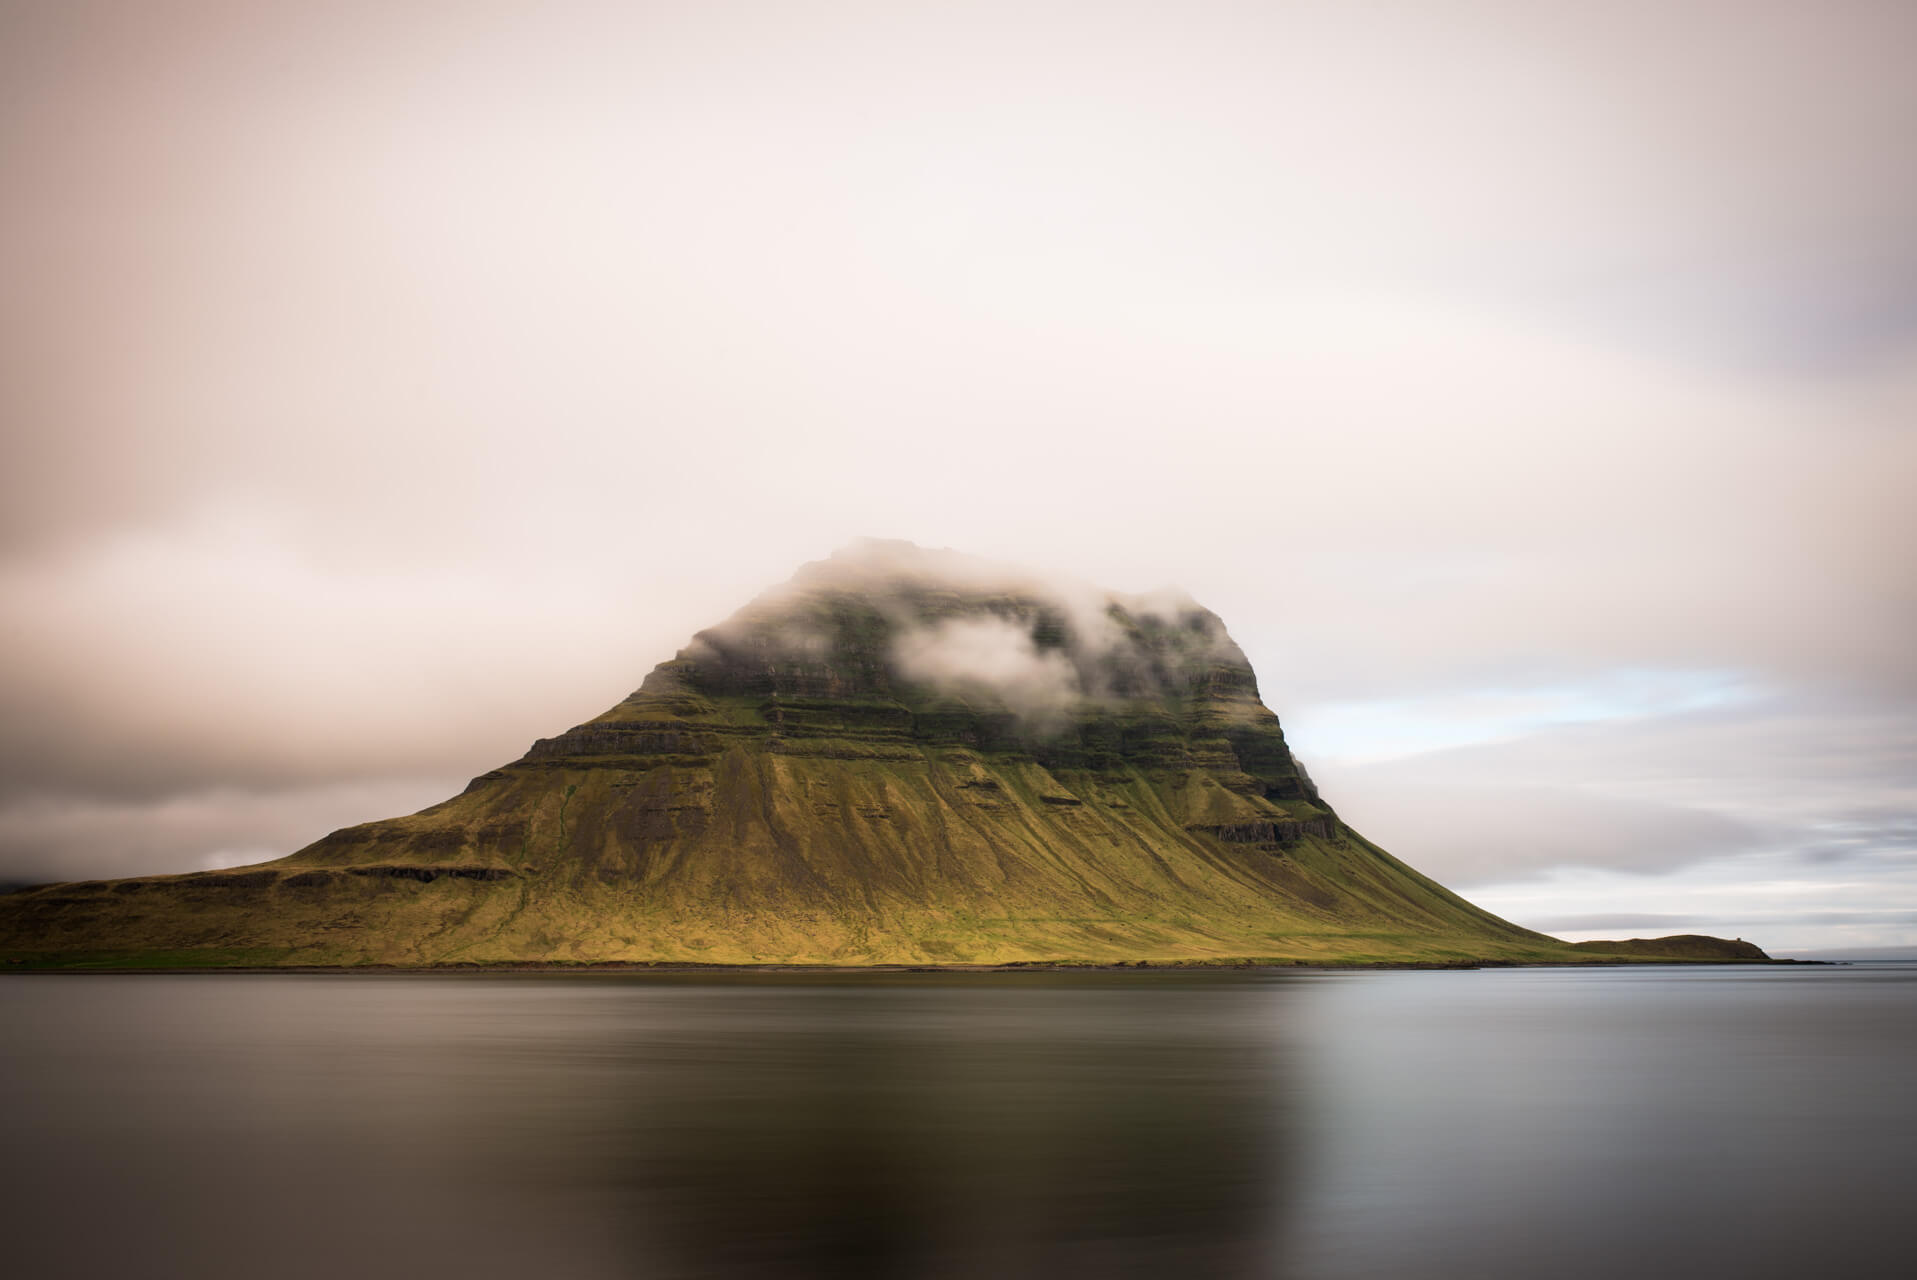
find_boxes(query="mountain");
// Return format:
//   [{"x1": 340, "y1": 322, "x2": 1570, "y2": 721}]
[{"x1": 0, "y1": 541, "x2": 1745, "y2": 968}]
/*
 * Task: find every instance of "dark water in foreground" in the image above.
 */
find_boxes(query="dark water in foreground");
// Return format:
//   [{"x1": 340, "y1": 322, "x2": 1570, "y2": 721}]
[{"x1": 2, "y1": 967, "x2": 1910, "y2": 1279}]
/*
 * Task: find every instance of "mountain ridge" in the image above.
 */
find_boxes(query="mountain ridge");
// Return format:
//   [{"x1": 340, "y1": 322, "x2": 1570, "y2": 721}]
[{"x1": 0, "y1": 542, "x2": 1763, "y2": 968}]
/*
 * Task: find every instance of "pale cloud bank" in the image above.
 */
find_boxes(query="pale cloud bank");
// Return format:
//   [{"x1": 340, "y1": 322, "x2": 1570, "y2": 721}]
[
  {"x1": 892, "y1": 616, "x2": 1081, "y2": 724},
  {"x1": 704, "y1": 539, "x2": 1240, "y2": 727}
]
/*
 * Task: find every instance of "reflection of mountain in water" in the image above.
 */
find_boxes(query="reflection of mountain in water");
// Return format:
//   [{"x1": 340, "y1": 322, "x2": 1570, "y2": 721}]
[
  {"x1": 561, "y1": 977, "x2": 1299, "y2": 1278},
  {"x1": 5, "y1": 970, "x2": 1908, "y2": 1280}
]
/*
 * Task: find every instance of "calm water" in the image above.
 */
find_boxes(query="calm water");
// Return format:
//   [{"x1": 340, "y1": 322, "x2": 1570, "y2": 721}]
[{"x1": 2, "y1": 966, "x2": 1910, "y2": 1279}]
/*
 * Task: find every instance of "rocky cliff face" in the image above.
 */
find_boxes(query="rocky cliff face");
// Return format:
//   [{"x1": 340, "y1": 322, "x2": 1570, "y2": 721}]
[
  {"x1": 2, "y1": 541, "x2": 1585, "y2": 967},
  {"x1": 534, "y1": 541, "x2": 1320, "y2": 803}
]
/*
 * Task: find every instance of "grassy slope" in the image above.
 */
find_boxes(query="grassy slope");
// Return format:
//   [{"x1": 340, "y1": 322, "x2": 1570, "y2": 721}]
[{"x1": 2, "y1": 737, "x2": 1584, "y2": 968}]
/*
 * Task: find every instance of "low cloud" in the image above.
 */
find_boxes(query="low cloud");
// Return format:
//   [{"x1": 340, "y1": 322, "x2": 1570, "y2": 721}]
[
  {"x1": 1320, "y1": 780, "x2": 1768, "y2": 887},
  {"x1": 891, "y1": 615, "x2": 1082, "y2": 724},
  {"x1": 1524, "y1": 912, "x2": 1702, "y2": 933},
  {"x1": 1303, "y1": 689, "x2": 1917, "y2": 887},
  {"x1": 709, "y1": 540, "x2": 1243, "y2": 727},
  {"x1": 0, "y1": 778, "x2": 458, "y2": 886},
  {"x1": 1793, "y1": 945, "x2": 1917, "y2": 961}
]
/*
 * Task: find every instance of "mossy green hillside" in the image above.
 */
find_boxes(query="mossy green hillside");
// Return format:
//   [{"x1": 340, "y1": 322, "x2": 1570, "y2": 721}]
[{"x1": 0, "y1": 543, "x2": 1757, "y2": 968}]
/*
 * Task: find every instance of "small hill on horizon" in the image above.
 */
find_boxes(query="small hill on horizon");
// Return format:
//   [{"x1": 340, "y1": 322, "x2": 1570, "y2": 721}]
[
  {"x1": 0, "y1": 541, "x2": 1764, "y2": 969},
  {"x1": 1572, "y1": 935, "x2": 1770, "y2": 961}
]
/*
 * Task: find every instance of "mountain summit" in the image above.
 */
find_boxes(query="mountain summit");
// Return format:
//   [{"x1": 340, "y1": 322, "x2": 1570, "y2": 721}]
[{"x1": 5, "y1": 541, "x2": 1599, "y2": 966}]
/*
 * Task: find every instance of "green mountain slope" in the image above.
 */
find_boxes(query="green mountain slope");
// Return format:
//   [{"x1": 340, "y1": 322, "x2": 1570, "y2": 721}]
[{"x1": 3, "y1": 542, "x2": 1637, "y2": 967}]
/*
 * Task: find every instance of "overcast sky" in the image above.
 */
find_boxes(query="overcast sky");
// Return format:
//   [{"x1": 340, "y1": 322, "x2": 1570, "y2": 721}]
[{"x1": 4, "y1": 0, "x2": 1913, "y2": 956}]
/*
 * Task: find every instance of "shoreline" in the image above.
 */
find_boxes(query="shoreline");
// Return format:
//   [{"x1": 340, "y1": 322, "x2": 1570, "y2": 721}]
[{"x1": 2, "y1": 957, "x2": 1829, "y2": 975}]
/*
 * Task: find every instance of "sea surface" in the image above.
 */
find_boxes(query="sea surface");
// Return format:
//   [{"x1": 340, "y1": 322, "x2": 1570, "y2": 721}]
[{"x1": 2, "y1": 965, "x2": 1909, "y2": 1279}]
